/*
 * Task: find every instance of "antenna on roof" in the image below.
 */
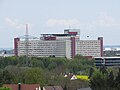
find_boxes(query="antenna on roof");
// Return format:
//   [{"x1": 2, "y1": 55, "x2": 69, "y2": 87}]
[
  {"x1": 26, "y1": 24, "x2": 28, "y2": 36},
  {"x1": 69, "y1": 25, "x2": 71, "y2": 29}
]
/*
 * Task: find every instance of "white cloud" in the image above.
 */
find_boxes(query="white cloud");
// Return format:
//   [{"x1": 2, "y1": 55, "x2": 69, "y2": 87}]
[
  {"x1": 5, "y1": 17, "x2": 33, "y2": 30},
  {"x1": 80, "y1": 12, "x2": 117, "y2": 30},
  {"x1": 98, "y1": 12, "x2": 117, "y2": 27},
  {"x1": 46, "y1": 12, "x2": 117, "y2": 30},
  {"x1": 46, "y1": 18, "x2": 81, "y2": 27},
  {"x1": 5, "y1": 17, "x2": 17, "y2": 26}
]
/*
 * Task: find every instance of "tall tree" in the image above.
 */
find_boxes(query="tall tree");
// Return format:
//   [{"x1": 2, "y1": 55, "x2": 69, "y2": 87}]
[
  {"x1": 23, "y1": 68, "x2": 45, "y2": 87},
  {"x1": 2, "y1": 70, "x2": 13, "y2": 84}
]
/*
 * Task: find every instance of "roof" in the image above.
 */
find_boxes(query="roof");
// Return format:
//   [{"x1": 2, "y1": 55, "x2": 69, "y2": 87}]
[
  {"x1": 94, "y1": 57, "x2": 120, "y2": 59},
  {"x1": 3, "y1": 84, "x2": 40, "y2": 90},
  {"x1": 17, "y1": 35, "x2": 39, "y2": 39},
  {"x1": 43, "y1": 86, "x2": 63, "y2": 90},
  {"x1": 41, "y1": 34, "x2": 76, "y2": 37}
]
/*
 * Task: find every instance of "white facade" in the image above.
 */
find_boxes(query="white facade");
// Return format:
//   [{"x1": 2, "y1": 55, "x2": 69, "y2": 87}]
[
  {"x1": 18, "y1": 39, "x2": 72, "y2": 59},
  {"x1": 76, "y1": 40, "x2": 102, "y2": 57}
]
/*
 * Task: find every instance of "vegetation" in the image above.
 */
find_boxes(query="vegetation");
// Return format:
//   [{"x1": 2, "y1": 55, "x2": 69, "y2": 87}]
[
  {"x1": 89, "y1": 66, "x2": 120, "y2": 90},
  {"x1": 0, "y1": 87, "x2": 11, "y2": 90},
  {"x1": 0, "y1": 55, "x2": 94, "y2": 89},
  {"x1": 4, "y1": 55, "x2": 120, "y2": 90}
]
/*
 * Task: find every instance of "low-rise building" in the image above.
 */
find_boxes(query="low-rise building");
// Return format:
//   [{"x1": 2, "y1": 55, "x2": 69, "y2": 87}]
[
  {"x1": 43, "y1": 86, "x2": 63, "y2": 90},
  {"x1": 3, "y1": 84, "x2": 41, "y2": 90},
  {"x1": 94, "y1": 57, "x2": 120, "y2": 67}
]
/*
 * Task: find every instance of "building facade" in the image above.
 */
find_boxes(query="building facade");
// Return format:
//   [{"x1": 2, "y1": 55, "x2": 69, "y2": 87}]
[
  {"x1": 14, "y1": 29, "x2": 103, "y2": 59},
  {"x1": 17, "y1": 39, "x2": 71, "y2": 58},
  {"x1": 94, "y1": 57, "x2": 120, "y2": 67},
  {"x1": 76, "y1": 37, "x2": 103, "y2": 57}
]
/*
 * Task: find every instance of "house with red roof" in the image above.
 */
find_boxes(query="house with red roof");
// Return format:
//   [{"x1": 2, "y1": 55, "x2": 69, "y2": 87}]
[{"x1": 3, "y1": 84, "x2": 41, "y2": 90}]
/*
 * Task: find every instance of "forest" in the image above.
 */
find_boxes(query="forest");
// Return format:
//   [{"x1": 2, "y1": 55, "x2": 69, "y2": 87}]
[
  {"x1": 1, "y1": 55, "x2": 120, "y2": 90},
  {"x1": 0, "y1": 55, "x2": 94, "y2": 89}
]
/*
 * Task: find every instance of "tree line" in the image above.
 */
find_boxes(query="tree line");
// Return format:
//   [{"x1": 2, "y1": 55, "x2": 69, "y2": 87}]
[{"x1": 0, "y1": 55, "x2": 94, "y2": 89}]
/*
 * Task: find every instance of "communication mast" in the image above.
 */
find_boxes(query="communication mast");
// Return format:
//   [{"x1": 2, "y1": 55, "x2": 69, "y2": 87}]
[{"x1": 25, "y1": 24, "x2": 29, "y2": 66}]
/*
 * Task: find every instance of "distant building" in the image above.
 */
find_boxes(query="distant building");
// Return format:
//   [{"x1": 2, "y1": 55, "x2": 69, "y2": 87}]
[
  {"x1": 104, "y1": 45, "x2": 120, "y2": 51},
  {"x1": 0, "y1": 50, "x2": 14, "y2": 57},
  {"x1": 104, "y1": 45, "x2": 120, "y2": 57},
  {"x1": 94, "y1": 57, "x2": 120, "y2": 67},
  {"x1": 14, "y1": 29, "x2": 103, "y2": 59}
]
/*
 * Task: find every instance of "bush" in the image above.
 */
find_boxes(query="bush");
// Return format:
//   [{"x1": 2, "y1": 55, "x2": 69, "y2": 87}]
[{"x1": 0, "y1": 87, "x2": 11, "y2": 90}]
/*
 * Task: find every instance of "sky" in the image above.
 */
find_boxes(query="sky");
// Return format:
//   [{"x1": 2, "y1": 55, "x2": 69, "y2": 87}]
[{"x1": 0, "y1": 0, "x2": 120, "y2": 48}]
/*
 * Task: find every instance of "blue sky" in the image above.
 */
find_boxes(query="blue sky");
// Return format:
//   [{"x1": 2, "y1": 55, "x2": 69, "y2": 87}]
[{"x1": 0, "y1": 0, "x2": 120, "y2": 48}]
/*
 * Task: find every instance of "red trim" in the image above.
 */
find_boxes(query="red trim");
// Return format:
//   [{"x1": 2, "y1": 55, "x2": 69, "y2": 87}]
[
  {"x1": 14, "y1": 38, "x2": 19, "y2": 56},
  {"x1": 44, "y1": 37, "x2": 56, "y2": 40},
  {"x1": 68, "y1": 32, "x2": 77, "y2": 35},
  {"x1": 98, "y1": 37, "x2": 103, "y2": 56},
  {"x1": 71, "y1": 37, "x2": 76, "y2": 58}
]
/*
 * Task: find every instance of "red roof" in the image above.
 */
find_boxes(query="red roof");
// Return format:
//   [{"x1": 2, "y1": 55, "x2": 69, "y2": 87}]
[{"x1": 3, "y1": 84, "x2": 40, "y2": 90}]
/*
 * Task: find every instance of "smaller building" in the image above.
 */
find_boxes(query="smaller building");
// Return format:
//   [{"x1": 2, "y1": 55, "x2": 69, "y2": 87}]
[
  {"x1": 94, "y1": 57, "x2": 120, "y2": 67},
  {"x1": 43, "y1": 86, "x2": 63, "y2": 90}
]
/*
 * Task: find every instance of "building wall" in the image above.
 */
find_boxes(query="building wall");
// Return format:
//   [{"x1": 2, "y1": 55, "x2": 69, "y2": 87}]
[
  {"x1": 76, "y1": 39, "x2": 102, "y2": 57},
  {"x1": 95, "y1": 57, "x2": 120, "y2": 67},
  {"x1": 16, "y1": 37, "x2": 103, "y2": 58},
  {"x1": 18, "y1": 40, "x2": 71, "y2": 59},
  {"x1": 66, "y1": 40, "x2": 71, "y2": 59}
]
